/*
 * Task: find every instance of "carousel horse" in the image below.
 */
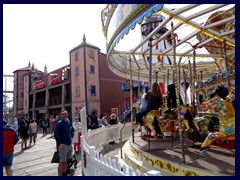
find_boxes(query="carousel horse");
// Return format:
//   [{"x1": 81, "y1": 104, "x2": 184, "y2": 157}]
[
  {"x1": 178, "y1": 104, "x2": 200, "y2": 142},
  {"x1": 200, "y1": 97, "x2": 235, "y2": 150},
  {"x1": 225, "y1": 87, "x2": 235, "y2": 108},
  {"x1": 196, "y1": 115, "x2": 216, "y2": 142},
  {"x1": 198, "y1": 115, "x2": 215, "y2": 133},
  {"x1": 143, "y1": 110, "x2": 163, "y2": 138},
  {"x1": 142, "y1": 109, "x2": 178, "y2": 139}
]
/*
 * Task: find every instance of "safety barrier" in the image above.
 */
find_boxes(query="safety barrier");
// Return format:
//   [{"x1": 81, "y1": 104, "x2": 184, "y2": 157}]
[{"x1": 80, "y1": 107, "x2": 161, "y2": 176}]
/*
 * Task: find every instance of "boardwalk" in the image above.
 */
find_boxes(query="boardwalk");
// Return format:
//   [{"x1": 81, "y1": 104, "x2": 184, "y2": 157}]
[
  {"x1": 3, "y1": 131, "x2": 82, "y2": 176},
  {"x1": 3, "y1": 130, "x2": 124, "y2": 176}
]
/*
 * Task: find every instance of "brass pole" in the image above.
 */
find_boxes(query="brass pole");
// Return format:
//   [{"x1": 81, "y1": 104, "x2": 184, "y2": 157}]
[
  {"x1": 129, "y1": 56, "x2": 134, "y2": 143},
  {"x1": 183, "y1": 69, "x2": 187, "y2": 103},
  {"x1": 200, "y1": 70, "x2": 203, "y2": 80},
  {"x1": 223, "y1": 42, "x2": 231, "y2": 88},
  {"x1": 171, "y1": 21, "x2": 185, "y2": 163},
  {"x1": 163, "y1": 74, "x2": 165, "y2": 94},
  {"x1": 138, "y1": 70, "x2": 141, "y2": 100},
  {"x1": 120, "y1": 111, "x2": 127, "y2": 159},
  {"x1": 155, "y1": 71, "x2": 158, "y2": 83},
  {"x1": 167, "y1": 69, "x2": 169, "y2": 86},
  {"x1": 189, "y1": 60, "x2": 193, "y2": 109},
  {"x1": 192, "y1": 50, "x2": 197, "y2": 116},
  {"x1": 149, "y1": 39, "x2": 152, "y2": 90},
  {"x1": 163, "y1": 74, "x2": 166, "y2": 110}
]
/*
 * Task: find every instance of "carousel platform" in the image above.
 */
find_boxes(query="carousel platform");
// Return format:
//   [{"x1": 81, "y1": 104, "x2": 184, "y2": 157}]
[{"x1": 118, "y1": 132, "x2": 235, "y2": 176}]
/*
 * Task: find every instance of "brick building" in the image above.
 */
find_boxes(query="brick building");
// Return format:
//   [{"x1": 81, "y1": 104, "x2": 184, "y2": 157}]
[{"x1": 13, "y1": 35, "x2": 129, "y2": 121}]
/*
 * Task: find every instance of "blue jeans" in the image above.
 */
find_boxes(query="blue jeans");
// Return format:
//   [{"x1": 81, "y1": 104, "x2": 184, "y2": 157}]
[{"x1": 136, "y1": 108, "x2": 151, "y2": 126}]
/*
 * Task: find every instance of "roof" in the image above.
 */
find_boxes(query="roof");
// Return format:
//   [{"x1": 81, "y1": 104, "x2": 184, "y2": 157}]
[
  {"x1": 13, "y1": 66, "x2": 32, "y2": 73},
  {"x1": 101, "y1": 4, "x2": 235, "y2": 82},
  {"x1": 69, "y1": 41, "x2": 100, "y2": 53}
]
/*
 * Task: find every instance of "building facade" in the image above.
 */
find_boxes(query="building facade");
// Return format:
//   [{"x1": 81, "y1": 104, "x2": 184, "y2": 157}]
[{"x1": 13, "y1": 36, "x2": 129, "y2": 121}]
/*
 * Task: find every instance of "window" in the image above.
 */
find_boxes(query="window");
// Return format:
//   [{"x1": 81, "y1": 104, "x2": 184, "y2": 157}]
[
  {"x1": 90, "y1": 65, "x2": 95, "y2": 73},
  {"x1": 76, "y1": 86, "x2": 80, "y2": 97},
  {"x1": 75, "y1": 67, "x2": 79, "y2": 76},
  {"x1": 89, "y1": 49, "x2": 94, "y2": 59},
  {"x1": 75, "y1": 51, "x2": 79, "y2": 60},
  {"x1": 25, "y1": 99, "x2": 28, "y2": 106},
  {"x1": 91, "y1": 85, "x2": 96, "y2": 95}
]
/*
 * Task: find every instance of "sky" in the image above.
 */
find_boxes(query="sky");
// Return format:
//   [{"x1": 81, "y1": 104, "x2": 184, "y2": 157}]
[
  {"x1": 3, "y1": 4, "x2": 107, "y2": 76},
  {"x1": 3, "y1": 4, "x2": 235, "y2": 104},
  {"x1": 3, "y1": 4, "x2": 108, "y2": 106}
]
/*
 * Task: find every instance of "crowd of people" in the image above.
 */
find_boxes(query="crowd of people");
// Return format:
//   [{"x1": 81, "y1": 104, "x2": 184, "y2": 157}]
[
  {"x1": 88, "y1": 111, "x2": 120, "y2": 129},
  {"x1": 3, "y1": 111, "x2": 75, "y2": 176},
  {"x1": 3, "y1": 107, "x2": 121, "y2": 176}
]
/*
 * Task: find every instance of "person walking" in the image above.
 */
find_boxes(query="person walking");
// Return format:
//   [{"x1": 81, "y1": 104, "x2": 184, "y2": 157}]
[
  {"x1": 19, "y1": 120, "x2": 29, "y2": 150},
  {"x1": 90, "y1": 110, "x2": 99, "y2": 129},
  {"x1": 49, "y1": 115, "x2": 55, "y2": 137},
  {"x1": 54, "y1": 110, "x2": 73, "y2": 176},
  {"x1": 3, "y1": 119, "x2": 19, "y2": 176},
  {"x1": 55, "y1": 115, "x2": 60, "y2": 125},
  {"x1": 12, "y1": 117, "x2": 18, "y2": 134},
  {"x1": 29, "y1": 119, "x2": 38, "y2": 146},
  {"x1": 72, "y1": 116, "x2": 81, "y2": 153},
  {"x1": 41, "y1": 117, "x2": 49, "y2": 137},
  {"x1": 101, "y1": 113, "x2": 111, "y2": 127}
]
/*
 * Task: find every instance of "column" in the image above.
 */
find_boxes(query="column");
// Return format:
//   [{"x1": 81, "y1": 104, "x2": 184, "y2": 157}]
[
  {"x1": 61, "y1": 85, "x2": 65, "y2": 111},
  {"x1": 32, "y1": 93, "x2": 36, "y2": 118},
  {"x1": 45, "y1": 89, "x2": 49, "y2": 116}
]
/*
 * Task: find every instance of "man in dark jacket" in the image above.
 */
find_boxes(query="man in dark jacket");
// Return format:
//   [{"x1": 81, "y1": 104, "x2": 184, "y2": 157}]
[
  {"x1": 54, "y1": 110, "x2": 73, "y2": 176},
  {"x1": 3, "y1": 119, "x2": 19, "y2": 176}
]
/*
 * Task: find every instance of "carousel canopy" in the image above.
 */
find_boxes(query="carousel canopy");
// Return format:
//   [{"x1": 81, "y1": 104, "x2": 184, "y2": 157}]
[{"x1": 101, "y1": 4, "x2": 235, "y2": 82}]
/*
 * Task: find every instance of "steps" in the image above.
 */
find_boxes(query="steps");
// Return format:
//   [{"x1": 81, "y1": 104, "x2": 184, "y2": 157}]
[
  {"x1": 117, "y1": 132, "x2": 235, "y2": 176},
  {"x1": 118, "y1": 139, "x2": 171, "y2": 176}
]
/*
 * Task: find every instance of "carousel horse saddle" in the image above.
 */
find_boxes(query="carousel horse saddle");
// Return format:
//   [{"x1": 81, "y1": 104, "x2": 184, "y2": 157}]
[{"x1": 144, "y1": 110, "x2": 160, "y2": 127}]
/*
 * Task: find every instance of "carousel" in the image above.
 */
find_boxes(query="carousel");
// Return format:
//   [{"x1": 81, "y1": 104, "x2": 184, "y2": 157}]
[{"x1": 101, "y1": 4, "x2": 235, "y2": 176}]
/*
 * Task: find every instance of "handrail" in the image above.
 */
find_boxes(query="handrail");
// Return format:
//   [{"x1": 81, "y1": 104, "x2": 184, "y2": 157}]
[{"x1": 120, "y1": 110, "x2": 131, "y2": 159}]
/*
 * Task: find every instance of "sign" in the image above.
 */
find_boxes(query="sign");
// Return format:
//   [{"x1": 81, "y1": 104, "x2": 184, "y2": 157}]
[
  {"x1": 35, "y1": 82, "x2": 45, "y2": 90},
  {"x1": 121, "y1": 80, "x2": 150, "y2": 91},
  {"x1": 51, "y1": 76, "x2": 62, "y2": 85},
  {"x1": 39, "y1": 109, "x2": 45, "y2": 113}
]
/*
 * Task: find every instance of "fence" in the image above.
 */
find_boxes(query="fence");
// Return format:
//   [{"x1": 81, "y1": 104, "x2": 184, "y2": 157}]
[{"x1": 80, "y1": 107, "x2": 161, "y2": 176}]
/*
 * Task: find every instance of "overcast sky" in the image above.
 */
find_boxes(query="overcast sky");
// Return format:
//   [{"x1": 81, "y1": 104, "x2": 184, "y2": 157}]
[{"x1": 3, "y1": 4, "x2": 107, "y2": 75}]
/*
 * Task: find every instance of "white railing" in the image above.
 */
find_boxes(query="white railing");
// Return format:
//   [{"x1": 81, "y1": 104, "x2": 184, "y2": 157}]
[{"x1": 80, "y1": 107, "x2": 161, "y2": 176}]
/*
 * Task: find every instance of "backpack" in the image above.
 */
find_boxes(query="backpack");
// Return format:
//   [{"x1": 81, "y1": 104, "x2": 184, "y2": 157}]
[{"x1": 42, "y1": 119, "x2": 49, "y2": 128}]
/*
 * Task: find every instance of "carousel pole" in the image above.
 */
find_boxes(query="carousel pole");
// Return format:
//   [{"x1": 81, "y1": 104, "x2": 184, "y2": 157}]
[
  {"x1": 163, "y1": 74, "x2": 166, "y2": 109},
  {"x1": 155, "y1": 71, "x2": 158, "y2": 83},
  {"x1": 149, "y1": 38, "x2": 153, "y2": 89},
  {"x1": 223, "y1": 42, "x2": 231, "y2": 88},
  {"x1": 138, "y1": 70, "x2": 141, "y2": 99},
  {"x1": 167, "y1": 70, "x2": 169, "y2": 86},
  {"x1": 189, "y1": 60, "x2": 193, "y2": 109},
  {"x1": 163, "y1": 74, "x2": 165, "y2": 93},
  {"x1": 200, "y1": 70, "x2": 203, "y2": 81},
  {"x1": 192, "y1": 50, "x2": 197, "y2": 117},
  {"x1": 183, "y1": 69, "x2": 187, "y2": 103},
  {"x1": 171, "y1": 21, "x2": 185, "y2": 163},
  {"x1": 129, "y1": 56, "x2": 134, "y2": 143}
]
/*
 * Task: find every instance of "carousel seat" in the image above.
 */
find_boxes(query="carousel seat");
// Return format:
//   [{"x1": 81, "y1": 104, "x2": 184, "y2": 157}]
[{"x1": 144, "y1": 110, "x2": 160, "y2": 128}]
